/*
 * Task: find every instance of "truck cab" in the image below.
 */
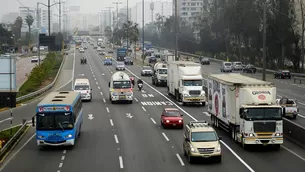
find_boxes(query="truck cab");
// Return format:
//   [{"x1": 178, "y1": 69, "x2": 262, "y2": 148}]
[
  {"x1": 108, "y1": 72, "x2": 133, "y2": 104},
  {"x1": 152, "y1": 62, "x2": 168, "y2": 86}
]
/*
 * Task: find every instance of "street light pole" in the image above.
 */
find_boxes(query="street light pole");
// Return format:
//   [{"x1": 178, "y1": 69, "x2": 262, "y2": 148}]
[
  {"x1": 48, "y1": 0, "x2": 51, "y2": 35},
  {"x1": 174, "y1": 0, "x2": 178, "y2": 61},
  {"x1": 142, "y1": 0, "x2": 145, "y2": 64},
  {"x1": 127, "y1": 0, "x2": 129, "y2": 48},
  {"x1": 262, "y1": 0, "x2": 267, "y2": 81}
]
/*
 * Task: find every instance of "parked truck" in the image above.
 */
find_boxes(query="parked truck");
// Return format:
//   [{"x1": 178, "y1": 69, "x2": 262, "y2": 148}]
[
  {"x1": 152, "y1": 62, "x2": 167, "y2": 86},
  {"x1": 167, "y1": 61, "x2": 206, "y2": 106},
  {"x1": 207, "y1": 73, "x2": 283, "y2": 149}
]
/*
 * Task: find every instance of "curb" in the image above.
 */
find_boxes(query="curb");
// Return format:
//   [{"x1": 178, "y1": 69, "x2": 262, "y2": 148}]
[{"x1": 0, "y1": 125, "x2": 30, "y2": 164}]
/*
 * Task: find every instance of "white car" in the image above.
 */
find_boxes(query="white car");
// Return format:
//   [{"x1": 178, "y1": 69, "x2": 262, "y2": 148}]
[
  {"x1": 97, "y1": 47, "x2": 102, "y2": 51},
  {"x1": 79, "y1": 48, "x2": 85, "y2": 53},
  {"x1": 31, "y1": 56, "x2": 39, "y2": 63}
]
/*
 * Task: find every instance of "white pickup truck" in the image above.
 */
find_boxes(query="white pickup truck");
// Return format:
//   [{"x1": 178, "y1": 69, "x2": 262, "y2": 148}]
[{"x1": 275, "y1": 97, "x2": 298, "y2": 119}]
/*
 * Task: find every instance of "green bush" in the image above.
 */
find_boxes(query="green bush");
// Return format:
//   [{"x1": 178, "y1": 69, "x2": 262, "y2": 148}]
[
  {"x1": 18, "y1": 52, "x2": 63, "y2": 97},
  {"x1": 0, "y1": 126, "x2": 21, "y2": 140}
]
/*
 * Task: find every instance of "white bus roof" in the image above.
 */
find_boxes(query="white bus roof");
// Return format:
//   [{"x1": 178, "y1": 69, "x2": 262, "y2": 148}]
[{"x1": 38, "y1": 91, "x2": 80, "y2": 105}]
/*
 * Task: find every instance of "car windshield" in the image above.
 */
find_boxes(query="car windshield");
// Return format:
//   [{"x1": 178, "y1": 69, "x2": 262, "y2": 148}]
[
  {"x1": 202, "y1": 58, "x2": 209, "y2": 61},
  {"x1": 125, "y1": 57, "x2": 132, "y2": 60},
  {"x1": 117, "y1": 62, "x2": 125, "y2": 66},
  {"x1": 182, "y1": 80, "x2": 202, "y2": 86},
  {"x1": 74, "y1": 85, "x2": 89, "y2": 90},
  {"x1": 224, "y1": 63, "x2": 232, "y2": 66},
  {"x1": 36, "y1": 112, "x2": 74, "y2": 130},
  {"x1": 235, "y1": 62, "x2": 242, "y2": 65},
  {"x1": 113, "y1": 81, "x2": 131, "y2": 89},
  {"x1": 243, "y1": 108, "x2": 282, "y2": 120},
  {"x1": 143, "y1": 66, "x2": 151, "y2": 70},
  {"x1": 165, "y1": 110, "x2": 181, "y2": 116},
  {"x1": 191, "y1": 132, "x2": 218, "y2": 142},
  {"x1": 150, "y1": 56, "x2": 156, "y2": 59},
  {"x1": 159, "y1": 69, "x2": 167, "y2": 74}
]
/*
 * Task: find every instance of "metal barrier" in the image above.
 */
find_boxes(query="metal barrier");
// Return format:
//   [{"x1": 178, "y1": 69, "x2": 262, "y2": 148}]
[
  {"x1": 15, "y1": 52, "x2": 66, "y2": 104},
  {"x1": 283, "y1": 119, "x2": 305, "y2": 149},
  {"x1": 153, "y1": 46, "x2": 305, "y2": 77},
  {"x1": 294, "y1": 77, "x2": 305, "y2": 84}
]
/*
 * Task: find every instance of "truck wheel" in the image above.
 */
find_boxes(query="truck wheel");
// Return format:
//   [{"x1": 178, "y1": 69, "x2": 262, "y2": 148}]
[
  {"x1": 202, "y1": 102, "x2": 206, "y2": 106},
  {"x1": 152, "y1": 79, "x2": 155, "y2": 85}
]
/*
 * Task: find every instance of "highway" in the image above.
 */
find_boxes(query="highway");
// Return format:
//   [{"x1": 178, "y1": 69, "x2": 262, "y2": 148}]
[{"x1": 0, "y1": 45, "x2": 305, "y2": 172}]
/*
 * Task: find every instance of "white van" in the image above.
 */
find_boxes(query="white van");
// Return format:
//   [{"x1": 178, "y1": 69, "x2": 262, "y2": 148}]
[
  {"x1": 108, "y1": 72, "x2": 133, "y2": 104},
  {"x1": 73, "y1": 78, "x2": 92, "y2": 101}
]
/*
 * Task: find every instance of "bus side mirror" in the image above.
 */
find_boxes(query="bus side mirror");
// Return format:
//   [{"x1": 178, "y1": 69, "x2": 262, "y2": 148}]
[{"x1": 108, "y1": 82, "x2": 110, "y2": 87}]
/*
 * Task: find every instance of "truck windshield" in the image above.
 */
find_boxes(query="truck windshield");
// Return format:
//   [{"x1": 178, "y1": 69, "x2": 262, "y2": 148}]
[
  {"x1": 182, "y1": 80, "x2": 202, "y2": 86},
  {"x1": 159, "y1": 69, "x2": 167, "y2": 74},
  {"x1": 74, "y1": 85, "x2": 89, "y2": 90},
  {"x1": 244, "y1": 108, "x2": 282, "y2": 120},
  {"x1": 36, "y1": 112, "x2": 74, "y2": 130},
  {"x1": 113, "y1": 81, "x2": 131, "y2": 89}
]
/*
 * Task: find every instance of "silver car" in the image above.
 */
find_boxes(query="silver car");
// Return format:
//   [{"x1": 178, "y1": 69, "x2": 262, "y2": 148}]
[
  {"x1": 116, "y1": 62, "x2": 126, "y2": 70},
  {"x1": 232, "y1": 62, "x2": 243, "y2": 71},
  {"x1": 220, "y1": 62, "x2": 232, "y2": 72}
]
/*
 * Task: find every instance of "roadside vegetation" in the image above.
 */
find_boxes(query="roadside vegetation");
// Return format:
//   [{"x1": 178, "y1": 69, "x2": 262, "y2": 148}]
[{"x1": 18, "y1": 52, "x2": 63, "y2": 97}]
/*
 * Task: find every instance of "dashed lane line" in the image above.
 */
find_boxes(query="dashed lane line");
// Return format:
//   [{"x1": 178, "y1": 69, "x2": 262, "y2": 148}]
[
  {"x1": 106, "y1": 107, "x2": 110, "y2": 113},
  {"x1": 150, "y1": 118, "x2": 157, "y2": 124},
  {"x1": 141, "y1": 106, "x2": 146, "y2": 112},
  {"x1": 110, "y1": 119, "x2": 114, "y2": 126},
  {"x1": 162, "y1": 132, "x2": 170, "y2": 141}
]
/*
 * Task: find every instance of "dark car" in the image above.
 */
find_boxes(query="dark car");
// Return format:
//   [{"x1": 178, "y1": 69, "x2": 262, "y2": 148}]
[
  {"x1": 242, "y1": 64, "x2": 257, "y2": 73},
  {"x1": 200, "y1": 57, "x2": 210, "y2": 65},
  {"x1": 108, "y1": 50, "x2": 113, "y2": 53},
  {"x1": 141, "y1": 66, "x2": 153, "y2": 76},
  {"x1": 274, "y1": 70, "x2": 291, "y2": 79},
  {"x1": 149, "y1": 56, "x2": 157, "y2": 63},
  {"x1": 154, "y1": 53, "x2": 161, "y2": 58},
  {"x1": 127, "y1": 48, "x2": 132, "y2": 52},
  {"x1": 84, "y1": 46, "x2": 88, "y2": 49},
  {"x1": 124, "y1": 56, "x2": 133, "y2": 65}
]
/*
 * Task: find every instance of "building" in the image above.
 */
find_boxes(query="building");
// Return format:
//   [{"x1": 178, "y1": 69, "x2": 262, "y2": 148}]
[
  {"x1": 19, "y1": 7, "x2": 36, "y2": 33},
  {"x1": 1, "y1": 12, "x2": 19, "y2": 24},
  {"x1": 67, "y1": 6, "x2": 81, "y2": 32},
  {"x1": 174, "y1": 0, "x2": 206, "y2": 25},
  {"x1": 99, "y1": 11, "x2": 113, "y2": 33},
  {"x1": 130, "y1": 1, "x2": 173, "y2": 27},
  {"x1": 38, "y1": 9, "x2": 53, "y2": 34}
]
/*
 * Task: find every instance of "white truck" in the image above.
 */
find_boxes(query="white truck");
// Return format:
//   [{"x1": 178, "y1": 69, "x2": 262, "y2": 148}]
[
  {"x1": 167, "y1": 61, "x2": 206, "y2": 106},
  {"x1": 208, "y1": 73, "x2": 283, "y2": 149},
  {"x1": 97, "y1": 38, "x2": 103, "y2": 46},
  {"x1": 152, "y1": 62, "x2": 168, "y2": 86}
]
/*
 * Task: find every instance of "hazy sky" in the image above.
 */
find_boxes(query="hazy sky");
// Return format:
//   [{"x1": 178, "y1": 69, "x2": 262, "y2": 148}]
[{"x1": 0, "y1": 0, "x2": 166, "y2": 17}]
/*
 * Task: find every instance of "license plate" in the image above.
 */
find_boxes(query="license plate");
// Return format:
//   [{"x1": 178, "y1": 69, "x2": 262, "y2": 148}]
[
  {"x1": 173, "y1": 124, "x2": 176, "y2": 126},
  {"x1": 119, "y1": 95, "x2": 126, "y2": 99},
  {"x1": 203, "y1": 155, "x2": 210, "y2": 158}
]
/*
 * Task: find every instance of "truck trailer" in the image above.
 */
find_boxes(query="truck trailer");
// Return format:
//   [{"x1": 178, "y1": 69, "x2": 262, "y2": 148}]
[
  {"x1": 152, "y1": 62, "x2": 167, "y2": 86},
  {"x1": 167, "y1": 61, "x2": 206, "y2": 106},
  {"x1": 207, "y1": 73, "x2": 283, "y2": 149}
]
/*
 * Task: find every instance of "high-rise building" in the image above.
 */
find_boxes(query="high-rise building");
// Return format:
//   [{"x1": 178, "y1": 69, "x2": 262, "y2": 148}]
[
  {"x1": 174, "y1": 0, "x2": 206, "y2": 25},
  {"x1": 130, "y1": 1, "x2": 152, "y2": 27},
  {"x1": 19, "y1": 7, "x2": 36, "y2": 33},
  {"x1": 67, "y1": 6, "x2": 81, "y2": 32},
  {"x1": 99, "y1": 11, "x2": 113, "y2": 33},
  {"x1": 38, "y1": 9, "x2": 53, "y2": 34},
  {"x1": 1, "y1": 12, "x2": 19, "y2": 24}
]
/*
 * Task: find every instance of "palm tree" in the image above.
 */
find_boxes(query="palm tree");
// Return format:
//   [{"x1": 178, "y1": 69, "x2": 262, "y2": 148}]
[
  {"x1": 12, "y1": 16, "x2": 23, "y2": 41},
  {"x1": 25, "y1": 15, "x2": 34, "y2": 44}
]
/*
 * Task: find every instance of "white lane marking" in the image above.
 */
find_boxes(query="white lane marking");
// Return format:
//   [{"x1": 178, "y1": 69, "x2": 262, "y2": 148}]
[
  {"x1": 63, "y1": 150, "x2": 66, "y2": 154},
  {"x1": 94, "y1": 78, "x2": 96, "y2": 80},
  {"x1": 96, "y1": 81, "x2": 98, "y2": 85},
  {"x1": 134, "y1": 97, "x2": 138, "y2": 102},
  {"x1": 100, "y1": 92, "x2": 103, "y2": 96},
  {"x1": 299, "y1": 102, "x2": 305, "y2": 106},
  {"x1": 106, "y1": 107, "x2": 110, "y2": 113},
  {"x1": 0, "y1": 117, "x2": 13, "y2": 124},
  {"x1": 110, "y1": 119, "x2": 114, "y2": 126},
  {"x1": 57, "y1": 170, "x2": 60, "y2": 172},
  {"x1": 93, "y1": 74, "x2": 95, "y2": 77},
  {"x1": 61, "y1": 156, "x2": 65, "y2": 161},
  {"x1": 0, "y1": 134, "x2": 36, "y2": 171},
  {"x1": 150, "y1": 118, "x2": 157, "y2": 124},
  {"x1": 71, "y1": 48, "x2": 76, "y2": 89},
  {"x1": 141, "y1": 106, "x2": 146, "y2": 112},
  {"x1": 114, "y1": 135, "x2": 119, "y2": 143},
  {"x1": 59, "y1": 162, "x2": 63, "y2": 168},
  {"x1": 119, "y1": 156, "x2": 124, "y2": 169},
  {"x1": 124, "y1": 68, "x2": 255, "y2": 172},
  {"x1": 176, "y1": 153, "x2": 185, "y2": 166},
  {"x1": 98, "y1": 86, "x2": 100, "y2": 89},
  {"x1": 281, "y1": 145, "x2": 305, "y2": 161},
  {"x1": 55, "y1": 79, "x2": 72, "y2": 91},
  {"x1": 297, "y1": 114, "x2": 305, "y2": 119},
  {"x1": 203, "y1": 112, "x2": 210, "y2": 116},
  {"x1": 162, "y1": 132, "x2": 170, "y2": 141},
  {"x1": 103, "y1": 98, "x2": 106, "y2": 103}
]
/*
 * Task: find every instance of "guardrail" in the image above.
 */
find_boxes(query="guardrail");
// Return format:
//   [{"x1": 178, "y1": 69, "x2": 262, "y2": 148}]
[
  {"x1": 283, "y1": 119, "x2": 305, "y2": 149},
  {"x1": 15, "y1": 52, "x2": 66, "y2": 104},
  {"x1": 153, "y1": 46, "x2": 305, "y2": 78},
  {"x1": 294, "y1": 77, "x2": 305, "y2": 84},
  {"x1": 0, "y1": 120, "x2": 28, "y2": 159}
]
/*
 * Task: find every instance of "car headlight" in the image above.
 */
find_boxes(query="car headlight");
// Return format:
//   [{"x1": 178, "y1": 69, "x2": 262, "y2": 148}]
[
  {"x1": 179, "y1": 120, "x2": 182, "y2": 123},
  {"x1": 275, "y1": 133, "x2": 282, "y2": 136},
  {"x1": 190, "y1": 146, "x2": 198, "y2": 153},
  {"x1": 200, "y1": 92, "x2": 205, "y2": 96},
  {"x1": 112, "y1": 92, "x2": 118, "y2": 96},
  {"x1": 38, "y1": 135, "x2": 45, "y2": 139},
  {"x1": 183, "y1": 94, "x2": 188, "y2": 97},
  {"x1": 215, "y1": 144, "x2": 221, "y2": 152},
  {"x1": 166, "y1": 120, "x2": 170, "y2": 123},
  {"x1": 249, "y1": 133, "x2": 255, "y2": 137},
  {"x1": 65, "y1": 134, "x2": 73, "y2": 138}
]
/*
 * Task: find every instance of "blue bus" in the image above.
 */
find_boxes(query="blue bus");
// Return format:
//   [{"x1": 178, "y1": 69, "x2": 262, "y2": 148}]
[{"x1": 35, "y1": 91, "x2": 83, "y2": 147}]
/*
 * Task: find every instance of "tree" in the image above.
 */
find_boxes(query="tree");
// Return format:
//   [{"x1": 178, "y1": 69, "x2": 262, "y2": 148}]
[
  {"x1": 25, "y1": 15, "x2": 34, "y2": 44},
  {"x1": 0, "y1": 23, "x2": 14, "y2": 46},
  {"x1": 12, "y1": 16, "x2": 23, "y2": 42},
  {"x1": 298, "y1": 0, "x2": 305, "y2": 72},
  {"x1": 104, "y1": 26, "x2": 113, "y2": 42}
]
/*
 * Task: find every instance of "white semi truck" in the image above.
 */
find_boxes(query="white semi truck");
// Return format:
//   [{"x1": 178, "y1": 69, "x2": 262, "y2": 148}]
[
  {"x1": 152, "y1": 62, "x2": 168, "y2": 86},
  {"x1": 208, "y1": 73, "x2": 283, "y2": 149},
  {"x1": 167, "y1": 61, "x2": 206, "y2": 106}
]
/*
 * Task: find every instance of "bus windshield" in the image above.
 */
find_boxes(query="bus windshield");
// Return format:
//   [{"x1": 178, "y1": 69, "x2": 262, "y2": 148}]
[
  {"x1": 113, "y1": 81, "x2": 131, "y2": 89},
  {"x1": 36, "y1": 112, "x2": 74, "y2": 130},
  {"x1": 159, "y1": 69, "x2": 167, "y2": 74}
]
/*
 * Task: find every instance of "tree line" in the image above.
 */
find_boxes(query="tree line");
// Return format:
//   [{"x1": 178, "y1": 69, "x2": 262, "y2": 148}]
[{"x1": 143, "y1": 0, "x2": 305, "y2": 72}]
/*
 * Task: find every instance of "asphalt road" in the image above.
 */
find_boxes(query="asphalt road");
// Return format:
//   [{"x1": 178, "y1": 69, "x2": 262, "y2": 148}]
[{"x1": 1, "y1": 44, "x2": 305, "y2": 172}]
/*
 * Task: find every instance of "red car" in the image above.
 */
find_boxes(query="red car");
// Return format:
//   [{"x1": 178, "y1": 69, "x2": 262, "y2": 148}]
[{"x1": 161, "y1": 108, "x2": 184, "y2": 129}]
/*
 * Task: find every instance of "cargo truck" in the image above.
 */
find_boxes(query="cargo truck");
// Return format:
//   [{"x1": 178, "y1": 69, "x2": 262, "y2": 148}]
[
  {"x1": 152, "y1": 62, "x2": 167, "y2": 86},
  {"x1": 207, "y1": 73, "x2": 283, "y2": 149},
  {"x1": 167, "y1": 61, "x2": 206, "y2": 106},
  {"x1": 117, "y1": 48, "x2": 127, "y2": 61}
]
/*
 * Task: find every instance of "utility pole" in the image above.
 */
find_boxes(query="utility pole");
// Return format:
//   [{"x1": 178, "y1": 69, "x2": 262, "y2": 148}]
[
  {"x1": 112, "y1": 2, "x2": 122, "y2": 28},
  {"x1": 142, "y1": 0, "x2": 145, "y2": 63},
  {"x1": 262, "y1": 0, "x2": 267, "y2": 81},
  {"x1": 150, "y1": 1, "x2": 154, "y2": 23},
  {"x1": 37, "y1": 3, "x2": 40, "y2": 29},
  {"x1": 59, "y1": 0, "x2": 61, "y2": 32},
  {"x1": 48, "y1": 0, "x2": 51, "y2": 35},
  {"x1": 101, "y1": 10, "x2": 108, "y2": 34},
  {"x1": 106, "y1": 7, "x2": 114, "y2": 45},
  {"x1": 174, "y1": 0, "x2": 178, "y2": 61},
  {"x1": 127, "y1": 0, "x2": 129, "y2": 48}
]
